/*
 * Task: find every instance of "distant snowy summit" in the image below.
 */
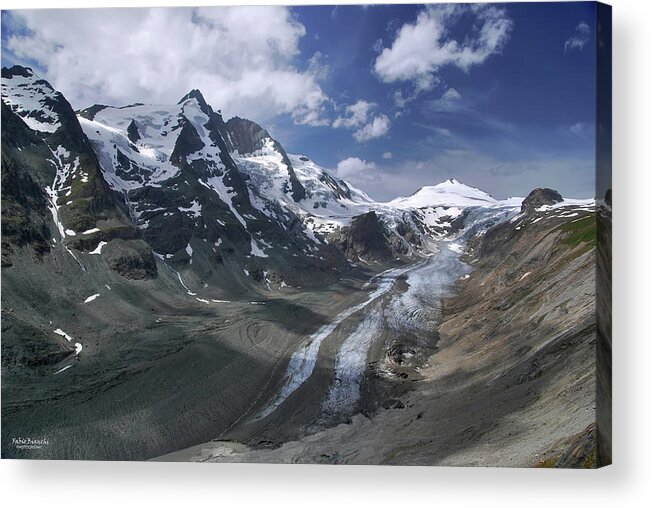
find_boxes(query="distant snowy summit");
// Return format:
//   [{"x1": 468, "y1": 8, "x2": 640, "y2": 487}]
[{"x1": 389, "y1": 178, "x2": 498, "y2": 209}]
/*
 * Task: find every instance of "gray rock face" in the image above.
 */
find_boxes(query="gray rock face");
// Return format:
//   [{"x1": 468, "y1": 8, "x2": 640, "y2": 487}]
[
  {"x1": 76, "y1": 104, "x2": 110, "y2": 121},
  {"x1": 521, "y1": 188, "x2": 563, "y2": 213},
  {"x1": 224, "y1": 116, "x2": 306, "y2": 202},
  {"x1": 331, "y1": 211, "x2": 394, "y2": 262},
  {"x1": 170, "y1": 120, "x2": 204, "y2": 164},
  {"x1": 1, "y1": 102, "x2": 52, "y2": 266},
  {"x1": 126, "y1": 119, "x2": 141, "y2": 144},
  {"x1": 1, "y1": 65, "x2": 34, "y2": 79},
  {"x1": 104, "y1": 239, "x2": 157, "y2": 279}
]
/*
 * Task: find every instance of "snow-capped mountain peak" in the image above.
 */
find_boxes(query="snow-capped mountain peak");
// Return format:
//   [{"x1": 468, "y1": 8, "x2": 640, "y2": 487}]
[
  {"x1": 1, "y1": 65, "x2": 66, "y2": 133},
  {"x1": 388, "y1": 178, "x2": 497, "y2": 209},
  {"x1": 177, "y1": 89, "x2": 212, "y2": 115},
  {"x1": 1, "y1": 65, "x2": 523, "y2": 282}
]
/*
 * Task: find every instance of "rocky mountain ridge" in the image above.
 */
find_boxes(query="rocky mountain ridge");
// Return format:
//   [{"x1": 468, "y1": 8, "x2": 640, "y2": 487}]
[{"x1": 1, "y1": 65, "x2": 545, "y2": 297}]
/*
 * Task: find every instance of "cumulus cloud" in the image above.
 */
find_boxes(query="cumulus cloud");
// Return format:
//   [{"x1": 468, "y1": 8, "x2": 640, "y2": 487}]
[
  {"x1": 333, "y1": 100, "x2": 390, "y2": 142},
  {"x1": 374, "y1": 4, "x2": 512, "y2": 92},
  {"x1": 332, "y1": 100, "x2": 375, "y2": 129},
  {"x1": 564, "y1": 21, "x2": 590, "y2": 52},
  {"x1": 4, "y1": 7, "x2": 330, "y2": 125},
  {"x1": 336, "y1": 157, "x2": 377, "y2": 179},
  {"x1": 353, "y1": 114, "x2": 391, "y2": 142},
  {"x1": 382, "y1": 151, "x2": 393, "y2": 159}
]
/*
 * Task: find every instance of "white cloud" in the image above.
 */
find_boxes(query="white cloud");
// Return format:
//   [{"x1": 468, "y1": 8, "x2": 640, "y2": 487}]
[
  {"x1": 353, "y1": 114, "x2": 391, "y2": 143},
  {"x1": 440, "y1": 88, "x2": 461, "y2": 101},
  {"x1": 307, "y1": 51, "x2": 330, "y2": 81},
  {"x1": 374, "y1": 4, "x2": 512, "y2": 92},
  {"x1": 382, "y1": 151, "x2": 393, "y2": 159},
  {"x1": 5, "y1": 7, "x2": 330, "y2": 126},
  {"x1": 333, "y1": 100, "x2": 391, "y2": 142},
  {"x1": 372, "y1": 38, "x2": 384, "y2": 54},
  {"x1": 336, "y1": 157, "x2": 377, "y2": 179},
  {"x1": 393, "y1": 89, "x2": 420, "y2": 109},
  {"x1": 569, "y1": 122, "x2": 595, "y2": 138},
  {"x1": 564, "y1": 21, "x2": 590, "y2": 52},
  {"x1": 429, "y1": 87, "x2": 463, "y2": 112},
  {"x1": 332, "y1": 100, "x2": 375, "y2": 129}
]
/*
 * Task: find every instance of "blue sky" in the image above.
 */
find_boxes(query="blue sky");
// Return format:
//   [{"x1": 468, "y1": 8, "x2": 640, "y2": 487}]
[{"x1": 2, "y1": 3, "x2": 597, "y2": 200}]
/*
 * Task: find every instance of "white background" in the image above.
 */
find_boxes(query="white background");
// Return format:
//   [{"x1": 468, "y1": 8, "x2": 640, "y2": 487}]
[{"x1": 1, "y1": 0, "x2": 649, "y2": 506}]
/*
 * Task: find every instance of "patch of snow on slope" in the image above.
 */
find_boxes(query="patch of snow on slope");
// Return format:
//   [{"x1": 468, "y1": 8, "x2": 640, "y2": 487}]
[
  {"x1": 198, "y1": 176, "x2": 247, "y2": 227},
  {"x1": 45, "y1": 185, "x2": 66, "y2": 240},
  {"x1": 535, "y1": 198, "x2": 595, "y2": 212},
  {"x1": 53, "y1": 328, "x2": 74, "y2": 342},
  {"x1": 179, "y1": 199, "x2": 202, "y2": 218},
  {"x1": 250, "y1": 240, "x2": 268, "y2": 258},
  {"x1": 89, "y1": 241, "x2": 107, "y2": 255},
  {"x1": 54, "y1": 365, "x2": 73, "y2": 375},
  {"x1": 447, "y1": 242, "x2": 464, "y2": 254},
  {"x1": 180, "y1": 99, "x2": 208, "y2": 138},
  {"x1": 155, "y1": 253, "x2": 197, "y2": 296},
  {"x1": 43, "y1": 147, "x2": 82, "y2": 241}
]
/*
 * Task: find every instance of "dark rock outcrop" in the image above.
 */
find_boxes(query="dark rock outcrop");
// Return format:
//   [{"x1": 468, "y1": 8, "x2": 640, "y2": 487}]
[
  {"x1": 1, "y1": 102, "x2": 52, "y2": 265},
  {"x1": 521, "y1": 188, "x2": 563, "y2": 213},
  {"x1": 332, "y1": 211, "x2": 394, "y2": 262},
  {"x1": 170, "y1": 120, "x2": 204, "y2": 163},
  {"x1": 77, "y1": 104, "x2": 110, "y2": 121},
  {"x1": 319, "y1": 171, "x2": 352, "y2": 200},
  {"x1": 1, "y1": 311, "x2": 76, "y2": 368},
  {"x1": 1, "y1": 65, "x2": 34, "y2": 79},
  {"x1": 104, "y1": 239, "x2": 157, "y2": 279},
  {"x1": 127, "y1": 119, "x2": 141, "y2": 143}
]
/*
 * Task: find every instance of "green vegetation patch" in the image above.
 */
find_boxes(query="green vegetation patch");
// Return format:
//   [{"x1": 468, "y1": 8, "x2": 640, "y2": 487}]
[{"x1": 558, "y1": 215, "x2": 596, "y2": 248}]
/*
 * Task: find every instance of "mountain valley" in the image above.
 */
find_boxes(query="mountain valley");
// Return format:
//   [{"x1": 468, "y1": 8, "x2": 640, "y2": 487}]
[{"x1": 1, "y1": 65, "x2": 600, "y2": 466}]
